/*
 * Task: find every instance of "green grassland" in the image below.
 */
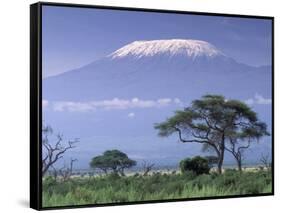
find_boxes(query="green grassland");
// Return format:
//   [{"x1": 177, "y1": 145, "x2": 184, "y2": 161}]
[{"x1": 43, "y1": 169, "x2": 272, "y2": 207}]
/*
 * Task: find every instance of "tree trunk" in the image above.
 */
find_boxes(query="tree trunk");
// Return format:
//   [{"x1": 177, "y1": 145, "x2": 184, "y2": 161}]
[
  {"x1": 237, "y1": 158, "x2": 242, "y2": 172},
  {"x1": 217, "y1": 155, "x2": 223, "y2": 174},
  {"x1": 42, "y1": 165, "x2": 50, "y2": 176},
  {"x1": 238, "y1": 162, "x2": 242, "y2": 172},
  {"x1": 212, "y1": 145, "x2": 223, "y2": 174},
  {"x1": 217, "y1": 135, "x2": 225, "y2": 174}
]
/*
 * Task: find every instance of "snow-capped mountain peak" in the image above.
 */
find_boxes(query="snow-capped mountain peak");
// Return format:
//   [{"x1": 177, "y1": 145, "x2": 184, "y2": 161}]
[{"x1": 108, "y1": 39, "x2": 224, "y2": 59}]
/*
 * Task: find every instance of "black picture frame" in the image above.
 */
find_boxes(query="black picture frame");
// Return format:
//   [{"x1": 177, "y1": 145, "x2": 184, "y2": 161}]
[{"x1": 30, "y1": 2, "x2": 274, "y2": 210}]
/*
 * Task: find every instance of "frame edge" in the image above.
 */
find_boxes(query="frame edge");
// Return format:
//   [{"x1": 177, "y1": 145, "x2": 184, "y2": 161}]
[{"x1": 30, "y1": 2, "x2": 42, "y2": 210}]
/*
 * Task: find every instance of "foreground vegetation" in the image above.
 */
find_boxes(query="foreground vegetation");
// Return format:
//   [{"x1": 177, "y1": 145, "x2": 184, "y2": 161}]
[{"x1": 43, "y1": 169, "x2": 272, "y2": 207}]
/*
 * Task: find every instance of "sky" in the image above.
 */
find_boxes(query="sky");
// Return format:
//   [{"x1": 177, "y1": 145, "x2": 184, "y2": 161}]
[{"x1": 42, "y1": 5, "x2": 272, "y2": 77}]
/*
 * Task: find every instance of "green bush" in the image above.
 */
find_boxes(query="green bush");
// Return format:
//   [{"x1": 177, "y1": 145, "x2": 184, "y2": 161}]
[{"x1": 180, "y1": 156, "x2": 210, "y2": 175}]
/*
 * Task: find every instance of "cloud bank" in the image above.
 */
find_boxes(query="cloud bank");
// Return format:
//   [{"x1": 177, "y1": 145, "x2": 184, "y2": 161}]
[
  {"x1": 43, "y1": 94, "x2": 271, "y2": 112},
  {"x1": 44, "y1": 97, "x2": 182, "y2": 112}
]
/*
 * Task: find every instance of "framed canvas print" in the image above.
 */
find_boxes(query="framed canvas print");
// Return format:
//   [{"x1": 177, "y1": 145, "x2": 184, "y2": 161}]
[{"x1": 30, "y1": 2, "x2": 274, "y2": 210}]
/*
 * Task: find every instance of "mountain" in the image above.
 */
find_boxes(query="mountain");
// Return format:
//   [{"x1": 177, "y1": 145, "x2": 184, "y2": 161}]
[{"x1": 43, "y1": 39, "x2": 271, "y2": 102}]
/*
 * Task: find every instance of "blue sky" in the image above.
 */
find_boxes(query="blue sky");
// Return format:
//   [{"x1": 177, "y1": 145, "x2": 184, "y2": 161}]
[{"x1": 42, "y1": 5, "x2": 272, "y2": 77}]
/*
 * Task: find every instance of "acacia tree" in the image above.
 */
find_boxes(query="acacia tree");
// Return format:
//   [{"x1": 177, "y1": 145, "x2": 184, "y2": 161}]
[
  {"x1": 90, "y1": 155, "x2": 110, "y2": 174},
  {"x1": 90, "y1": 150, "x2": 136, "y2": 176},
  {"x1": 42, "y1": 125, "x2": 78, "y2": 176},
  {"x1": 225, "y1": 123, "x2": 269, "y2": 172},
  {"x1": 155, "y1": 95, "x2": 267, "y2": 174}
]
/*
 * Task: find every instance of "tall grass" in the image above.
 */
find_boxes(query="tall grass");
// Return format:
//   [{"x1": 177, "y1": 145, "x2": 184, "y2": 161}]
[{"x1": 43, "y1": 170, "x2": 272, "y2": 207}]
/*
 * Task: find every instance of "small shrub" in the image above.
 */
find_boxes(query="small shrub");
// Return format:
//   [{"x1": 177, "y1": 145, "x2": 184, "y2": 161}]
[{"x1": 180, "y1": 156, "x2": 210, "y2": 175}]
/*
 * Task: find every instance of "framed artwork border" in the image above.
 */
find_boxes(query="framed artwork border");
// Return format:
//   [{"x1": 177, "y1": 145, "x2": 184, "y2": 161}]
[{"x1": 30, "y1": 2, "x2": 274, "y2": 210}]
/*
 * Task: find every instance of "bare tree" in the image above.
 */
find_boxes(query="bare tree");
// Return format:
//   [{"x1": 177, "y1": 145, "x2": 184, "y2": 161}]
[
  {"x1": 59, "y1": 158, "x2": 78, "y2": 181},
  {"x1": 42, "y1": 125, "x2": 78, "y2": 176},
  {"x1": 141, "y1": 160, "x2": 155, "y2": 176},
  {"x1": 260, "y1": 153, "x2": 271, "y2": 170}
]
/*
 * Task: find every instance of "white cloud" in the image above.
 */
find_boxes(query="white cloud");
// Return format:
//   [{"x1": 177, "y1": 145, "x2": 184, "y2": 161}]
[
  {"x1": 53, "y1": 101, "x2": 95, "y2": 112},
  {"x1": 245, "y1": 94, "x2": 272, "y2": 105},
  {"x1": 128, "y1": 112, "x2": 135, "y2": 118},
  {"x1": 157, "y1": 98, "x2": 172, "y2": 105},
  {"x1": 51, "y1": 97, "x2": 182, "y2": 112}
]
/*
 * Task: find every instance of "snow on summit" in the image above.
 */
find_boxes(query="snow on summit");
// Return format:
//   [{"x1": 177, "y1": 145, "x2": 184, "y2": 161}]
[{"x1": 109, "y1": 39, "x2": 224, "y2": 59}]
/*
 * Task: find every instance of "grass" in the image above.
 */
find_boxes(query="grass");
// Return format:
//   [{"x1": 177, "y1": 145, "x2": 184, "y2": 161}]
[{"x1": 42, "y1": 170, "x2": 272, "y2": 207}]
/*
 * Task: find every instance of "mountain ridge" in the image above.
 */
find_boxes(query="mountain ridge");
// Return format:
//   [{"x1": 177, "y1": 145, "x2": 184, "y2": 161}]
[{"x1": 45, "y1": 39, "x2": 271, "y2": 80}]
